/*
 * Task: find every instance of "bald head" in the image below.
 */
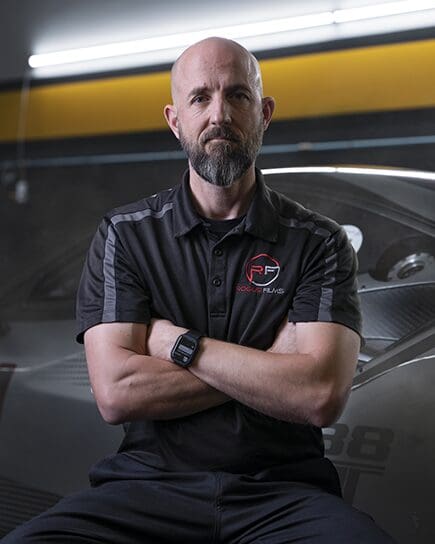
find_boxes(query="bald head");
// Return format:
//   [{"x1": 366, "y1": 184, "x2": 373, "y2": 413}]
[
  {"x1": 163, "y1": 36, "x2": 275, "y2": 187},
  {"x1": 170, "y1": 37, "x2": 263, "y2": 104}
]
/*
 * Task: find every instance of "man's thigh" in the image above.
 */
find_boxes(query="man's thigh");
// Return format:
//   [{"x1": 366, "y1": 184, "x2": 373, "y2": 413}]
[
  {"x1": 1, "y1": 473, "x2": 217, "y2": 544},
  {"x1": 221, "y1": 477, "x2": 395, "y2": 544}
]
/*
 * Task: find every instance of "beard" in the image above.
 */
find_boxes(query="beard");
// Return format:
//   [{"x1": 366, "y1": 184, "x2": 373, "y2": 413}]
[{"x1": 179, "y1": 122, "x2": 263, "y2": 187}]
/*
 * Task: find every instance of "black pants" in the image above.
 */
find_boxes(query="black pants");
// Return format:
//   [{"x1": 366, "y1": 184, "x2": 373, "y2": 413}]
[{"x1": 2, "y1": 465, "x2": 395, "y2": 543}]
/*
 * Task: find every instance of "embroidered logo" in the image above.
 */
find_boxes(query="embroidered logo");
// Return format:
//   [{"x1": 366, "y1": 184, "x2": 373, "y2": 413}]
[{"x1": 245, "y1": 253, "x2": 281, "y2": 287}]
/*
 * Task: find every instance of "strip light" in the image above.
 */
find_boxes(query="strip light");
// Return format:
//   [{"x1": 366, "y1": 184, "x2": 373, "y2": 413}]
[
  {"x1": 28, "y1": 0, "x2": 435, "y2": 69},
  {"x1": 262, "y1": 166, "x2": 435, "y2": 181},
  {"x1": 28, "y1": 13, "x2": 335, "y2": 68}
]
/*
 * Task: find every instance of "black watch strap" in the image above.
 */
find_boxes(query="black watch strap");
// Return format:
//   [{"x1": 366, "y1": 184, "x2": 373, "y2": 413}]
[{"x1": 171, "y1": 330, "x2": 203, "y2": 367}]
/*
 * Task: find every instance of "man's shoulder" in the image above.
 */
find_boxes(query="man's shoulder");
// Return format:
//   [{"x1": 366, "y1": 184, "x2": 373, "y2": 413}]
[
  {"x1": 105, "y1": 185, "x2": 179, "y2": 226},
  {"x1": 268, "y1": 185, "x2": 341, "y2": 240}
]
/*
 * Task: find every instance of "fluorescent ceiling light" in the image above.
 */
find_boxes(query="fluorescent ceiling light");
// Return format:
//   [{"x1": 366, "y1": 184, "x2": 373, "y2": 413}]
[
  {"x1": 28, "y1": 12, "x2": 335, "y2": 68},
  {"x1": 28, "y1": 0, "x2": 435, "y2": 69}
]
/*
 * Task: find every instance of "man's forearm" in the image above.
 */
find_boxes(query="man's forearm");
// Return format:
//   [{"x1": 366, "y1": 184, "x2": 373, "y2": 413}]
[
  {"x1": 147, "y1": 323, "x2": 323, "y2": 424},
  {"x1": 146, "y1": 319, "x2": 358, "y2": 427},
  {"x1": 84, "y1": 323, "x2": 230, "y2": 424},
  {"x1": 100, "y1": 353, "x2": 230, "y2": 423},
  {"x1": 189, "y1": 338, "x2": 321, "y2": 424},
  {"x1": 124, "y1": 353, "x2": 230, "y2": 421}
]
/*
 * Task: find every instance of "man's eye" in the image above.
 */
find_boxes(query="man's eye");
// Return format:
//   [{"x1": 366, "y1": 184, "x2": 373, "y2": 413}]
[
  {"x1": 232, "y1": 92, "x2": 250, "y2": 102},
  {"x1": 192, "y1": 96, "x2": 207, "y2": 104}
]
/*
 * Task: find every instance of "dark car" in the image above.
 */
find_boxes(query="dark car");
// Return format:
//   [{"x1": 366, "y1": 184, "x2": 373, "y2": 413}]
[{"x1": 1, "y1": 165, "x2": 434, "y2": 542}]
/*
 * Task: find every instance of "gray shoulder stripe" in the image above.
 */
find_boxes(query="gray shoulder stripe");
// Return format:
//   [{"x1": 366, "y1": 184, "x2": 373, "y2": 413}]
[
  {"x1": 278, "y1": 215, "x2": 341, "y2": 320},
  {"x1": 318, "y1": 232, "x2": 339, "y2": 321},
  {"x1": 325, "y1": 253, "x2": 337, "y2": 265},
  {"x1": 325, "y1": 235, "x2": 336, "y2": 247},
  {"x1": 111, "y1": 202, "x2": 173, "y2": 226},
  {"x1": 278, "y1": 216, "x2": 332, "y2": 238},
  {"x1": 102, "y1": 202, "x2": 173, "y2": 320},
  {"x1": 318, "y1": 286, "x2": 334, "y2": 321},
  {"x1": 102, "y1": 227, "x2": 118, "y2": 321}
]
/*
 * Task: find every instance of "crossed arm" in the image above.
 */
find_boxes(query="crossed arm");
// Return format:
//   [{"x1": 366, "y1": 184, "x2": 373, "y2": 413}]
[{"x1": 84, "y1": 317, "x2": 360, "y2": 427}]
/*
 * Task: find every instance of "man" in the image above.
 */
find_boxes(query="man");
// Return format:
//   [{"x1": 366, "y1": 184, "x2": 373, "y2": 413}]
[{"x1": 3, "y1": 37, "x2": 394, "y2": 543}]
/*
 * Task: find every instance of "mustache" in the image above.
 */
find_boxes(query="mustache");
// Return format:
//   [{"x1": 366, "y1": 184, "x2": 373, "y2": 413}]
[{"x1": 201, "y1": 127, "x2": 240, "y2": 144}]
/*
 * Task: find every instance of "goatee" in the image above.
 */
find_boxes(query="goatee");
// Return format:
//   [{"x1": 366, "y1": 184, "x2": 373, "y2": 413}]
[{"x1": 179, "y1": 124, "x2": 263, "y2": 187}]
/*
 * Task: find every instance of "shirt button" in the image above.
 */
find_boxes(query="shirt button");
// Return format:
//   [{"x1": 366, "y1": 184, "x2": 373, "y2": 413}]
[
  {"x1": 213, "y1": 248, "x2": 223, "y2": 257},
  {"x1": 212, "y1": 277, "x2": 222, "y2": 287}
]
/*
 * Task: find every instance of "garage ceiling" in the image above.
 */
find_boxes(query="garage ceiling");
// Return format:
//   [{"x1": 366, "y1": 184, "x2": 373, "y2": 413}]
[{"x1": 2, "y1": 0, "x2": 435, "y2": 84}]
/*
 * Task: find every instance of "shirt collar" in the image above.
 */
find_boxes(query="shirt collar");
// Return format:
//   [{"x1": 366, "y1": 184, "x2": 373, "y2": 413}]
[
  {"x1": 173, "y1": 170, "x2": 203, "y2": 238},
  {"x1": 173, "y1": 168, "x2": 279, "y2": 242},
  {"x1": 244, "y1": 169, "x2": 279, "y2": 242}
]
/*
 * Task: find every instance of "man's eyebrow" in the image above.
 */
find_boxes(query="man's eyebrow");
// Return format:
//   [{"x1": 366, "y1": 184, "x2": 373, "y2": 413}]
[
  {"x1": 188, "y1": 86, "x2": 209, "y2": 98},
  {"x1": 225, "y1": 84, "x2": 252, "y2": 94}
]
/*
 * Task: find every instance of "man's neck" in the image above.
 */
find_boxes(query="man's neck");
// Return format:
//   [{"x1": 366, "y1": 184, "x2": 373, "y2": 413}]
[{"x1": 188, "y1": 164, "x2": 257, "y2": 220}]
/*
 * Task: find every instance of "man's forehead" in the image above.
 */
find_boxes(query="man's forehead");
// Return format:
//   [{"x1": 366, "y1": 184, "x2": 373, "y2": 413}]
[
  {"x1": 177, "y1": 51, "x2": 250, "y2": 81},
  {"x1": 181, "y1": 60, "x2": 252, "y2": 89},
  {"x1": 171, "y1": 38, "x2": 260, "y2": 98}
]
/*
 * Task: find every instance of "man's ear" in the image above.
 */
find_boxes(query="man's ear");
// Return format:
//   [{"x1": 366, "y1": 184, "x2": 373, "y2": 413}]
[
  {"x1": 164, "y1": 104, "x2": 179, "y2": 139},
  {"x1": 262, "y1": 96, "x2": 275, "y2": 131}
]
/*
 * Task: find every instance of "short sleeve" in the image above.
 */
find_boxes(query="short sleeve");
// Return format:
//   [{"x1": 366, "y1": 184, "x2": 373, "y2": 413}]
[
  {"x1": 287, "y1": 226, "x2": 362, "y2": 337},
  {"x1": 75, "y1": 216, "x2": 151, "y2": 343}
]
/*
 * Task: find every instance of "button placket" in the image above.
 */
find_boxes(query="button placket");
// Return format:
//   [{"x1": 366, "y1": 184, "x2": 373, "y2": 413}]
[{"x1": 209, "y1": 243, "x2": 227, "y2": 319}]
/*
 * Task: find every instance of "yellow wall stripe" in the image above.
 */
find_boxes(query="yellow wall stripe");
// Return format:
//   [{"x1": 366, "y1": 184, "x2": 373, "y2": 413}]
[{"x1": 1, "y1": 39, "x2": 435, "y2": 142}]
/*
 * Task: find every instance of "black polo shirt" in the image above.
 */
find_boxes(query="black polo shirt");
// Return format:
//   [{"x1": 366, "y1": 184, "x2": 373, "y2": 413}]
[{"x1": 76, "y1": 169, "x2": 361, "y2": 493}]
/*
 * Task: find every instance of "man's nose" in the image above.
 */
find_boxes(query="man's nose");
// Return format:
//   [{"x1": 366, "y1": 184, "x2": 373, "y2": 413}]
[{"x1": 210, "y1": 96, "x2": 231, "y2": 125}]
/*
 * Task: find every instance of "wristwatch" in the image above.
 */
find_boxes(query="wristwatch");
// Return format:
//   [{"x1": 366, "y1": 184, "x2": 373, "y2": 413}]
[{"x1": 171, "y1": 330, "x2": 203, "y2": 367}]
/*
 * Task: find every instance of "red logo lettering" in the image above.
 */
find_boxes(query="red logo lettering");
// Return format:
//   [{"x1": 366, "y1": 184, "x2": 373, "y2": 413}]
[{"x1": 245, "y1": 254, "x2": 281, "y2": 287}]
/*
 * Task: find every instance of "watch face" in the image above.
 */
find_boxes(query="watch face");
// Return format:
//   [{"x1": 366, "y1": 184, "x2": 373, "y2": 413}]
[{"x1": 172, "y1": 335, "x2": 197, "y2": 366}]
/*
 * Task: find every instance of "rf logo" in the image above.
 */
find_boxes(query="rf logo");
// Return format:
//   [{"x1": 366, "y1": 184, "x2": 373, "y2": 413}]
[{"x1": 246, "y1": 254, "x2": 281, "y2": 287}]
